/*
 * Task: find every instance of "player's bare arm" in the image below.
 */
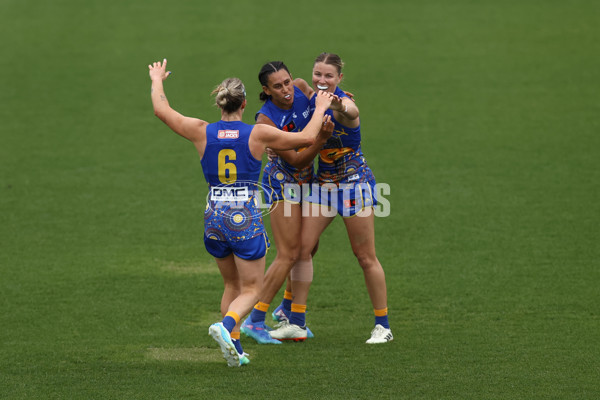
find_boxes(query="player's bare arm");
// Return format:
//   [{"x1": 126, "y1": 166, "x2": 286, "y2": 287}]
[
  {"x1": 254, "y1": 91, "x2": 333, "y2": 153},
  {"x1": 274, "y1": 117, "x2": 334, "y2": 168},
  {"x1": 331, "y1": 95, "x2": 360, "y2": 128},
  {"x1": 293, "y1": 78, "x2": 315, "y2": 100},
  {"x1": 256, "y1": 109, "x2": 326, "y2": 169},
  {"x1": 149, "y1": 59, "x2": 208, "y2": 146}
]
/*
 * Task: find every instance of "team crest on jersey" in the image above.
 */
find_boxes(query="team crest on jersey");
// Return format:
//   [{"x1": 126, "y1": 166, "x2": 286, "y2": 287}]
[
  {"x1": 218, "y1": 130, "x2": 239, "y2": 139},
  {"x1": 282, "y1": 121, "x2": 296, "y2": 132}
]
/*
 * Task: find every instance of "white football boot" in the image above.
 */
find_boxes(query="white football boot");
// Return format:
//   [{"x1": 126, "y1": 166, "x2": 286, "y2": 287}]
[{"x1": 365, "y1": 324, "x2": 393, "y2": 344}]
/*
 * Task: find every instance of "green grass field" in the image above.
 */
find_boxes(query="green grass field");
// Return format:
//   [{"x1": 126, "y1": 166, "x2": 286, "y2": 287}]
[{"x1": 2, "y1": 0, "x2": 599, "y2": 398}]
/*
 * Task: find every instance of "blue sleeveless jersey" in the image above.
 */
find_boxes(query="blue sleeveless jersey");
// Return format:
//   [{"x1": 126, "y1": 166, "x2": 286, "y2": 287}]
[
  {"x1": 310, "y1": 87, "x2": 374, "y2": 185},
  {"x1": 200, "y1": 121, "x2": 265, "y2": 241},
  {"x1": 256, "y1": 86, "x2": 314, "y2": 184}
]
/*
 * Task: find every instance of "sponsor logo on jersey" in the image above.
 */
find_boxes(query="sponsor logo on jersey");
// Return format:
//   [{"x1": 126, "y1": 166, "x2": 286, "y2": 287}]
[
  {"x1": 210, "y1": 186, "x2": 249, "y2": 201},
  {"x1": 347, "y1": 174, "x2": 360, "y2": 182},
  {"x1": 303, "y1": 107, "x2": 310, "y2": 119},
  {"x1": 217, "y1": 130, "x2": 239, "y2": 139},
  {"x1": 282, "y1": 121, "x2": 297, "y2": 132}
]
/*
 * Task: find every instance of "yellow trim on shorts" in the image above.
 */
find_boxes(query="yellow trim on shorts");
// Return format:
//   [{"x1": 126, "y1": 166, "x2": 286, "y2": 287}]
[{"x1": 262, "y1": 232, "x2": 270, "y2": 256}]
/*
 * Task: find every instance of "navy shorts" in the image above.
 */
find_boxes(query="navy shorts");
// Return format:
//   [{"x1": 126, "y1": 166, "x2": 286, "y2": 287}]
[{"x1": 204, "y1": 232, "x2": 270, "y2": 260}]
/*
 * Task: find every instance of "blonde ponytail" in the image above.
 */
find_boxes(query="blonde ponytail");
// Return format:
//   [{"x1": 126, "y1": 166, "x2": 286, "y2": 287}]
[{"x1": 212, "y1": 78, "x2": 246, "y2": 113}]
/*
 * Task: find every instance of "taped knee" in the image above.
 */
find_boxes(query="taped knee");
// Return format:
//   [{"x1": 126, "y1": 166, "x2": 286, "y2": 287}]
[{"x1": 290, "y1": 259, "x2": 313, "y2": 282}]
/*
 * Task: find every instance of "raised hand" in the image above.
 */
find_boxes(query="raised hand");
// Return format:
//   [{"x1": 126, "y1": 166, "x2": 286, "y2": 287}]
[{"x1": 148, "y1": 58, "x2": 172, "y2": 81}]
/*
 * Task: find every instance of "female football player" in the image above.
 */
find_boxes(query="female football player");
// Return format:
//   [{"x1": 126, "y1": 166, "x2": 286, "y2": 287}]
[
  {"x1": 148, "y1": 59, "x2": 333, "y2": 366},
  {"x1": 240, "y1": 61, "x2": 332, "y2": 344},
  {"x1": 268, "y1": 53, "x2": 393, "y2": 344}
]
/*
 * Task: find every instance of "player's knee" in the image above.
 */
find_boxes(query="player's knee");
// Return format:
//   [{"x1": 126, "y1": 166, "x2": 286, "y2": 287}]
[
  {"x1": 298, "y1": 244, "x2": 315, "y2": 260},
  {"x1": 242, "y1": 281, "x2": 263, "y2": 300},
  {"x1": 227, "y1": 279, "x2": 241, "y2": 290},
  {"x1": 277, "y1": 247, "x2": 300, "y2": 266},
  {"x1": 354, "y1": 250, "x2": 378, "y2": 270},
  {"x1": 225, "y1": 283, "x2": 241, "y2": 297}
]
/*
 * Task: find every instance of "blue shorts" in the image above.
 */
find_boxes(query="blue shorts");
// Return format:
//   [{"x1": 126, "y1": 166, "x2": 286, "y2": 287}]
[
  {"x1": 204, "y1": 233, "x2": 270, "y2": 260},
  {"x1": 263, "y1": 178, "x2": 303, "y2": 205},
  {"x1": 262, "y1": 162, "x2": 313, "y2": 206},
  {"x1": 305, "y1": 179, "x2": 377, "y2": 218}
]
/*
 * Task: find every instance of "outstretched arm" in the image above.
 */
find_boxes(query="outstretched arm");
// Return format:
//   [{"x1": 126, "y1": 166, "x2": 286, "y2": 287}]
[
  {"x1": 330, "y1": 94, "x2": 359, "y2": 121},
  {"x1": 251, "y1": 91, "x2": 333, "y2": 154},
  {"x1": 273, "y1": 120, "x2": 334, "y2": 168},
  {"x1": 149, "y1": 59, "x2": 207, "y2": 144},
  {"x1": 258, "y1": 108, "x2": 333, "y2": 168},
  {"x1": 254, "y1": 115, "x2": 332, "y2": 153}
]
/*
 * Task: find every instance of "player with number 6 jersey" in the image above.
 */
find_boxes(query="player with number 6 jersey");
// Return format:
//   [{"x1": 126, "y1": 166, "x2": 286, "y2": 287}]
[
  {"x1": 148, "y1": 58, "x2": 333, "y2": 366},
  {"x1": 201, "y1": 120, "x2": 266, "y2": 249}
]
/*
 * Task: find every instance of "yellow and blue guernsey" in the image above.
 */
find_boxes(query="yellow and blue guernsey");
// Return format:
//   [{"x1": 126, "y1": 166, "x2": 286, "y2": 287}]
[
  {"x1": 312, "y1": 87, "x2": 375, "y2": 185},
  {"x1": 200, "y1": 120, "x2": 266, "y2": 245},
  {"x1": 256, "y1": 86, "x2": 313, "y2": 204},
  {"x1": 309, "y1": 87, "x2": 377, "y2": 217}
]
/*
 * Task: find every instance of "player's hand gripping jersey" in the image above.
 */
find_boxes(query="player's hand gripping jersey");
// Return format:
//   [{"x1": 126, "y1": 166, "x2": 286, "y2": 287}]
[
  {"x1": 311, "y1": 87, "x2": 375, "y2": 185},
  {"x1": 257, "y1": 86, "x2": 314, "y2": 204},
  {"x1": 308, "y1": 87, "x2": 377, "y2": 217},
  {"x1": 200, "y1": 120, "x2": 266, "y2": 242}
]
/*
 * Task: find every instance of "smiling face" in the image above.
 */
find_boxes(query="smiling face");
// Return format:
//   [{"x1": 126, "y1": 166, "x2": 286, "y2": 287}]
[
  {"x1": 263, "y1": 69, "x2": 294, "y2": 109},
  {"x1": 312, "y1": 62, "x2": 342, "y2": 93}
]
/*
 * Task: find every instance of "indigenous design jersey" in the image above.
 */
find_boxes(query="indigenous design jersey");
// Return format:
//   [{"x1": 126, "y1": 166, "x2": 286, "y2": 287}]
[
  {"x1": 256, "y1": 86, "x2": 314, "y2": 184},
  {"x1": 200, "y1": 120, "x2": 265, "y2": 241},
  {"x1": 310, "y1": 87, "x2": 375, "y2": 185}
]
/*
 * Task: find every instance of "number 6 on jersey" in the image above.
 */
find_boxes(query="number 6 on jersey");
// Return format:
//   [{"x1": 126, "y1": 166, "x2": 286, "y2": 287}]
[{"x1": 218, "y1": 149, "x2": 237, "y2": 184}]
